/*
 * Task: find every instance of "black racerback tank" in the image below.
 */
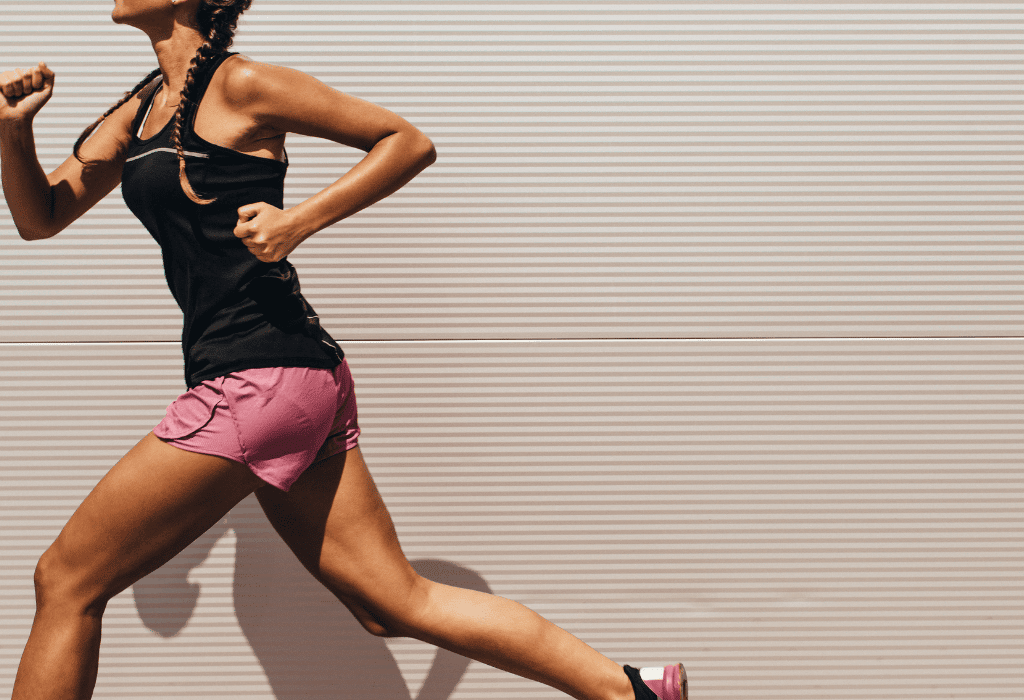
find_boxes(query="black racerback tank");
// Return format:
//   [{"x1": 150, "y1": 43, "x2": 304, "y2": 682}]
[{"x1": 121, "y1": 53, "x2": 342, "y2": 388}]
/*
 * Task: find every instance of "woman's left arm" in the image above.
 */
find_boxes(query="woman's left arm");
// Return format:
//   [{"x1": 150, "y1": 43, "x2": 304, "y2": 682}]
[{"x1": 225, "y1": 59, "x2": 436, "y2": 262}]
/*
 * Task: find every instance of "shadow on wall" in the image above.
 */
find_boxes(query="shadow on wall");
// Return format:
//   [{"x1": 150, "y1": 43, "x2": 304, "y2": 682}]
[{"x1": 132, "y1": 496, "x2": 492, "y2": 700}]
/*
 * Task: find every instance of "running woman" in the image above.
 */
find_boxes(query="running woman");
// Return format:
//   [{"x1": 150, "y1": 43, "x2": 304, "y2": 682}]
[{"x1": 0, "y1": 2, "x2": 684, "y2": 699}]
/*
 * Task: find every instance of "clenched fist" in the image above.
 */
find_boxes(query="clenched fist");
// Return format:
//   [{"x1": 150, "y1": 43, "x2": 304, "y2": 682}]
[
  {"x1": 234, "y1": 202, "x2": 305, "y2": 263},
  {"x1": 0, "y1": 62, "x2": 55, "y2": 123}
]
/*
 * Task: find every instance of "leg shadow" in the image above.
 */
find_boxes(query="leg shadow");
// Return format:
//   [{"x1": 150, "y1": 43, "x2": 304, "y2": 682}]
[
  {"x1": 133, "y1": 495, "x2": 492, "y2": 700},
  {"x1": 132, "y1": 522, "x2": 229, "y2": 637}
]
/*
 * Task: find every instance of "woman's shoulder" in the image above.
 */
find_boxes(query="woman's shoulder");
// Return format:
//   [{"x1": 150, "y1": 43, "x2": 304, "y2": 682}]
[{"x1": 213, "y1": 54, "x2": 298, "y2": 110}]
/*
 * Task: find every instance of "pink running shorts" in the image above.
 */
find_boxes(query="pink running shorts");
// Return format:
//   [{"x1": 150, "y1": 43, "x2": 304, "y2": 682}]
[{"x1": 153, "y1": 360, "x2": 360, "y2": 491}]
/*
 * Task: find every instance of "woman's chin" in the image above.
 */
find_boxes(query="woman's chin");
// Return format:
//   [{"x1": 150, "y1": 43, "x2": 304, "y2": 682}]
[{"x1": 110, "y1": 3, "x2": 156, "y2": 28}]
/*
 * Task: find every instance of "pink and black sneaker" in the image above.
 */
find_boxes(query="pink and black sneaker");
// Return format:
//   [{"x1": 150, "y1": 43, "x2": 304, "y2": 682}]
[{"x1": 624, "y1": 664, "x2": 687, "y2": 700}]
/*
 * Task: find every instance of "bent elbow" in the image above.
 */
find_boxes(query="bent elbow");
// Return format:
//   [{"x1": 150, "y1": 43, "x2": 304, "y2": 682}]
[
  {"x1": 15, "y1": 221, "x2": 57, "y2": 241},
  {"x1": 417, "y1": 135, "x2": 437, "y2": 169},
  {"x1": 16, "y1": 224, "x2": 41, "y2": 241},
  {"x1": 12, "y1": 187, "x2": 61, "y2": 240}
]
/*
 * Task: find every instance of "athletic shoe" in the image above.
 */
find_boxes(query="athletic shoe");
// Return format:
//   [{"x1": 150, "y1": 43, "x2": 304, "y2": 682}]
[{"x1": 624, "y1": 663, "x2": 687, "y2": 700}]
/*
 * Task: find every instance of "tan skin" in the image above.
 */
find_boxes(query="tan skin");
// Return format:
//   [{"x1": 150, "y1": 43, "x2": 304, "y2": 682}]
[{"x1": 0, "y1": 2, "x2": 640, "y2": 700}]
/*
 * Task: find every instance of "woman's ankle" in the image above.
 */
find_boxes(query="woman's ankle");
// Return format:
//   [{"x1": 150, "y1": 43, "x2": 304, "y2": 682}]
[{"x1": 624, "y1": 666, "x2": 657, "y2": 700}]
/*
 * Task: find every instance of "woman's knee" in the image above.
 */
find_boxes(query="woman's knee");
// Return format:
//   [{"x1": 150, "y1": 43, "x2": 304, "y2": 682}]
[
  {"x1": 339, "y1": 572, "x2": 435, "y2": 638},
  {"x1": 33, "y1": 544, "x2": 111, "y2": 617},
  {"x1": 342, "y1": 598, "x2": 399, "y2": 637}
]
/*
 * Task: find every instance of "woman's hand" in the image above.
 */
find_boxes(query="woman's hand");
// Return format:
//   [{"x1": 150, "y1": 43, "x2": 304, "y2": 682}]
[
  {"x1": 234, "y1": 202, "x2": 305, "y2": 263},
  {"x1": 0, "y1": 62, "x2": 55, "y2": 124}
]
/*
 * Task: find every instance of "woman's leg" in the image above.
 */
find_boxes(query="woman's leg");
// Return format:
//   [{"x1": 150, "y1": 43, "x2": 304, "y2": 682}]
[
  {"x1": 257, "y1": 446, "x2": 636, "y2": 700},
  {"x1": 12, "y1": 433, "x2": 264, "y2": 700}
]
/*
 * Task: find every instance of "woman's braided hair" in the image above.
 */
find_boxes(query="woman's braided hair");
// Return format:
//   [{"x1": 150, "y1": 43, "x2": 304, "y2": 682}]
[
  {"x1": 171, "y1": 0, "x2": 252, "y2": 203},
  {"x1": 71, "y1": 67, "x2": 161, "y2": 163},
  {"x1": 73, "y1": 0, "x2": 253, "y2": 204}
]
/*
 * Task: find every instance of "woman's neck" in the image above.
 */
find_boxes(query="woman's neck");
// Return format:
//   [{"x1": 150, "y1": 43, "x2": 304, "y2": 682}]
[{"x1": 150, "y1": 26, "x2": 206, "y2": 108}]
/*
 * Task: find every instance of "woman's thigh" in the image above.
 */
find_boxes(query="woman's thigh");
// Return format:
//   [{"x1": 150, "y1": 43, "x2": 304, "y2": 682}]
[
  {"x1": 256, "y1": 446, "x2": 422, "y2": 635},
  {"x1": 40, "y1": 432, "x2": 264, "y2": 608}
]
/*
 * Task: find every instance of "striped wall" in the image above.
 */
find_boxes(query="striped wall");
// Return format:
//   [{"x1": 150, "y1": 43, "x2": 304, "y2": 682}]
[{"x1": 1, "y1": 3, "x2": 1022, "y2": 700}]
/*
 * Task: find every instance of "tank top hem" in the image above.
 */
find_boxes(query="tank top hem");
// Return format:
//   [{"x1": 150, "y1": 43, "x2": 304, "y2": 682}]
[{"x1": 187, "y1": 356, "x2": 342, "y2": 390}]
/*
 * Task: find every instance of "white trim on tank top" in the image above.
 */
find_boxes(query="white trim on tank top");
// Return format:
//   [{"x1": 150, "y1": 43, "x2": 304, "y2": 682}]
[
  {"x1": 130, "y1": 83, "x2": 209, "y2": 162},
  {"x1": 125, "y1": 147, "x2": 209, "y2": 163}
]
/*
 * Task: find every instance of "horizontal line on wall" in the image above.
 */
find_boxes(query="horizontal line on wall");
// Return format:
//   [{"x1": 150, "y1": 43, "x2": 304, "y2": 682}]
[{"x1": 0, "y1": 336, "x2": 1021, "y2": 348}]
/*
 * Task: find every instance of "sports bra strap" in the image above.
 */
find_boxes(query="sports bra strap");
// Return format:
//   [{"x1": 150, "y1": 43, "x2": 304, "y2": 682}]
[{"x1": 129, "y1": 76, "x2": 164, "y2": 139}]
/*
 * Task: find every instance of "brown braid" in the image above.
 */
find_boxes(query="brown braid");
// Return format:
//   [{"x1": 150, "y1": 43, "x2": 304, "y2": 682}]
[
  {"x1": 72, "y1": 67, "x2": 162, "y2": 163},
  {"x1": 172, "y1": 0, "x2": 253, "y2": 204}
]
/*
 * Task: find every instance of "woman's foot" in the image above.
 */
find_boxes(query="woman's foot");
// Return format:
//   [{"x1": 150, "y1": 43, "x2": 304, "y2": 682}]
[{"x1": 624, "y1": 664, "x2": 687, "y2": 700}]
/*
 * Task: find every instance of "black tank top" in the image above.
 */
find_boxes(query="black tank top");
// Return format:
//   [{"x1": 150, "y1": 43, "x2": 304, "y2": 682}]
[{"x1": 122, "y1": 53, "x2": 342, "y2": 388}]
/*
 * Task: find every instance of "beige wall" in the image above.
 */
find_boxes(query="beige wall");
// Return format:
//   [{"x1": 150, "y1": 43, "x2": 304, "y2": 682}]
[{"x1": 1, "y1": 2, "x2": 1022, "y2": 699}]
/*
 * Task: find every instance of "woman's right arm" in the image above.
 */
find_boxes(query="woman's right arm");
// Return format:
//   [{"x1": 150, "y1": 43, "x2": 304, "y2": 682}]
[{"x1": 0, "y1": 62, "x2": 137, "y2": 240}]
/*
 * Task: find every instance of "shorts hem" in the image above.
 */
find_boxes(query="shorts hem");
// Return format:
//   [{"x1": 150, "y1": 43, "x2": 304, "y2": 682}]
[
  {"x1": 156, "y1": 435, "x2": 291, "y2": 492},
  {"x1": 310, "y1": 437, "x2": 360, "y2": 468},
  {"x1": 156, "y1": 436, "x2": 245, "y2": 467},
  {"x1": 247, "y1": 467, "x2": 292, "y2": 492}
]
